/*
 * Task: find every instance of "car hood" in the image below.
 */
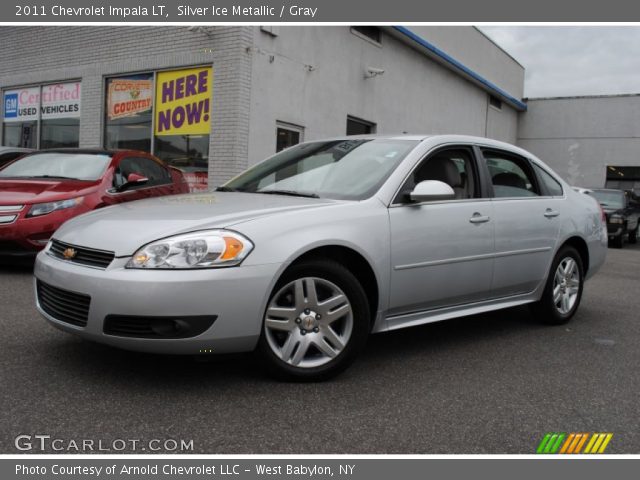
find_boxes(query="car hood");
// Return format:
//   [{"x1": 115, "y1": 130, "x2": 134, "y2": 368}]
[
  {"x1": 54, "y1": 192, "x2": 341, "y2": 256},
  {"x1": 0, "y1": 179, "x2": 100, "y2": 205}
]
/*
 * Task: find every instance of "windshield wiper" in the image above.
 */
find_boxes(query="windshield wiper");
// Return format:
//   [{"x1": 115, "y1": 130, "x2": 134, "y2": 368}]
[
  {"x1": 215, "y1": 186, "x2": 243, "y2": 192},
  {"x1": 257, "y1": 189, "x2": 319, "y2": 198},
  {"x1": 26, "y1": 175, "x2": 81, "y2": 181}
]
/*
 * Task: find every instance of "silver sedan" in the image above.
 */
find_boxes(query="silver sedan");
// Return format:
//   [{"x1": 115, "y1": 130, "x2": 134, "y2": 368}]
[{"x1": 34, "y1": 135, "x2": 607, "y2": 380}]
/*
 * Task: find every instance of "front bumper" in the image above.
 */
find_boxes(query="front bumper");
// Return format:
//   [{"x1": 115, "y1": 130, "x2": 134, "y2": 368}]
[
  {"x1": 34, "y1": 251, "x2": 282, "y2": 355},
  {"x1": 606, "y1": 224, "x2": 623, "y2": 238},
  {"x1": 0, "y1": 207, "x2": 83, "y2": 255}
]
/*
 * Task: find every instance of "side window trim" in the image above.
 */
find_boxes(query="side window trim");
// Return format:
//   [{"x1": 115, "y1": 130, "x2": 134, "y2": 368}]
[
  {"x1": 391, "y1": 144, "x2": 486, "y2": 206},
  {"x1": 531, "y1": 161, "x2": 565, "y2": 198},
  {"x1": 479, "y1": 148, "x2": 544, "y2": 200}
]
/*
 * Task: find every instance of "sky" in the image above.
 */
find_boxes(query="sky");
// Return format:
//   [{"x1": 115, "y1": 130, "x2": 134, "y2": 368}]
[{"x1": 479, "y1": 26, "x2": 640, "y2": 98}]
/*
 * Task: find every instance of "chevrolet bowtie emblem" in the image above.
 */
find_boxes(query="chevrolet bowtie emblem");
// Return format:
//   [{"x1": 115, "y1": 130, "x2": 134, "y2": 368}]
[{"x1": 63, "y1": 248, "x2": 77, "y2": 259}]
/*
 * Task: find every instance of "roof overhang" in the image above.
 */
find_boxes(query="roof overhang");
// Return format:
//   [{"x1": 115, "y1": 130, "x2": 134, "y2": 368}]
[{"x1": 388, "y1": 26, "x2": 527, "y2": 112}]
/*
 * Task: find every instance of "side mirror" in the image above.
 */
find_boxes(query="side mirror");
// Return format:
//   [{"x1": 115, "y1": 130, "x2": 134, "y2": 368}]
[
  {"x1": 117, "y1": 173, "x2": 149, "y2": 192},
  {"x1": 409, "y1": 180, "x2": 455, "y2": 202}
]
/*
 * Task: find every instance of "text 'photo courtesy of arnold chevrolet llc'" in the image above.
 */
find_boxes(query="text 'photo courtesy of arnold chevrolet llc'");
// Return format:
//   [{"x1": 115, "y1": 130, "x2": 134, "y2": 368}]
[{"x1": 1, "y1": 24, "x2": 640, "y2": 455}]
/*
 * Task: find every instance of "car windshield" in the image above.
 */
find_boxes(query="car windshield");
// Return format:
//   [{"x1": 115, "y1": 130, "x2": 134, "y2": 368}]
[
  {"x1": 222, "y1": 139, "x2": 419, "y2": 200},
  {"x1": 0, "y1": 152, "x2": 112, "y2": 181},
  {"x1": 591, "y1": 190, "x2": 624, "y2": 208}
]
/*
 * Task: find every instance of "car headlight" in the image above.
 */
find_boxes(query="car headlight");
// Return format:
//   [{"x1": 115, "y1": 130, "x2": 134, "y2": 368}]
[
  {"x1": 126, "y1": 230, "x2": 254, "y2": 269},
  {"x1": 27, "y1": 197, "x2": 84, "y2": 217},
  {"x1": 609, "y1": 216, "x2": 623, "y2": 224}
]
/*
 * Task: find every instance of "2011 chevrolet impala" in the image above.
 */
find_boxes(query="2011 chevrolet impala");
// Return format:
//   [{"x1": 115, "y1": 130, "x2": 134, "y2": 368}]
[{"x1": 34, "y1": 135, "x2": 607, "y2": 380}]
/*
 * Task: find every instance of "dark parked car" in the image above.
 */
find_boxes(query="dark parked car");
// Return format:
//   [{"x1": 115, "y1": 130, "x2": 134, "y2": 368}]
[
  {"x1": 0, "y1": 146, "x2": 33, "y2": 168},
  {"x1": 590, "y1": 188, "x2": 640, "y2": 248},
  {"x1": 0, "y1": 148, "x2": 189, "y2": 256}
]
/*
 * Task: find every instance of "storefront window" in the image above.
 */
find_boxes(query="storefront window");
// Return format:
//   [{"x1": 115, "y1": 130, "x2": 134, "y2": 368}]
[
  {"x1": 2, "y1": 122, "x2": 37, "y2": 148},
  {"x1": 104, "y1": 75, "x2": 153, "y2": 151},
  {"x1": 2, "y1": 82, "x2": 81, "y2": 148},
  {"x1": 154, "y1": 134, "x2": 209, "y2": 190},
  {"x1": 102, "y1": 67, "x2": 213, "y2": 192},
  {"x1": 153, "y1": 67, "x2": 212, "y2": 192},
  {"x1": 40, "y1": 118, "x2": 80, "y2": 148}
]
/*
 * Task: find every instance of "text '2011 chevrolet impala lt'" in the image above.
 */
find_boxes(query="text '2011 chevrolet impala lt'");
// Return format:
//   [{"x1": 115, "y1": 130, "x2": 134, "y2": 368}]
[{"x1": 34, "y1": 135, "x2": 607, "y2": 380}]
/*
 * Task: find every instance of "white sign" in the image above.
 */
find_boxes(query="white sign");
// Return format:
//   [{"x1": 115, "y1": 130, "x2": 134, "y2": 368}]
[
  {"x1": 40, "y1": 82, "x2": 81, "y2": 119},
  {"x1": 2, "y1": 82, "x2": 81, "y2": 122}
]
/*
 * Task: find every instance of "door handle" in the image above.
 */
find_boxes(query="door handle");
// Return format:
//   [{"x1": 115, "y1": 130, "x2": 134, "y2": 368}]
[
  {"x1": 469, "y1": 213, "x2": 490, "y2": 224},
  {"x1": 544, "y1": 209, "x2": 560, "y2": 218}
]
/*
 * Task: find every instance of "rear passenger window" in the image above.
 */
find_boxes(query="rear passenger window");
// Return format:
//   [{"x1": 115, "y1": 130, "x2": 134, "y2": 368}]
[
  {"x1": 483, "y1": 150, "x2": 540, "y2": 198},
  {"x1": 532, "y1": 163, "x2": 564, "y2": 196}
]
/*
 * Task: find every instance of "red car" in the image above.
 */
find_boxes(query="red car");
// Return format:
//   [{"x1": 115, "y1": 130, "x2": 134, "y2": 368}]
[{"x1": 0, "y1": 148, "x2": 189, "y2": 256}]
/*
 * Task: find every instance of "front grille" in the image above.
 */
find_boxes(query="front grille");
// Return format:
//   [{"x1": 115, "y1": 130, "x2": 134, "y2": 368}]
[
  {"x1": 49, "y1": 239, "x2": 115, "y2": 269},
  {"x1": 37, "y1": 280, "x2": 91, "y2": 327}
]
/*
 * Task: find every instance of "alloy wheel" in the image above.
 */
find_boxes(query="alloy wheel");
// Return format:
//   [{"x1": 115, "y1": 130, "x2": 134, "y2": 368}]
[
  {"x1": 264, "y1": 277, "x2": 353, "y2": 368},
  {"x1": 552, "y1": 257, "x2": 581, "y2": 314}
]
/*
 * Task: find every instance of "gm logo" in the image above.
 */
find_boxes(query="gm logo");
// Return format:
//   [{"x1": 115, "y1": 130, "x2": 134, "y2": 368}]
[{"x1": 4, "y1": 93, "x2": 18, "y2": 119}]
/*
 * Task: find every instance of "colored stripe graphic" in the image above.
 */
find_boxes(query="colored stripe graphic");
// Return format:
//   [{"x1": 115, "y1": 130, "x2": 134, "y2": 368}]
[
  {"x1": 584, "y1": 433, "x2": 614, "y2": 454},
  {"x1": 538, "y1": 433, "x2": 613, "y2": 454},
  {"x1": 537, "y1": 433, "x2": 566, "y2": 453},
  {"x1": 573, "y1": 433, "x2": 589, "y2": 453},
  {"x1": 559, "y1": 433, "x2": 575, "y2": 454}
]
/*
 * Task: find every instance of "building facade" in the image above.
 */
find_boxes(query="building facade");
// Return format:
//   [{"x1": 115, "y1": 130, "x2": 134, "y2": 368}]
[
  {"x1": 0, "y1": 26, "x2": 525, "y2": 190},
  {"x1": 517, "y1": 94, "x2": 640, "y2": 190}
]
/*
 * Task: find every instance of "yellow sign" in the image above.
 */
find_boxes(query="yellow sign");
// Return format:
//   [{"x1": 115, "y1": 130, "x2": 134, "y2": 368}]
[{"x1": 154, "y1": 67, "x2": 212, "y2": 136}]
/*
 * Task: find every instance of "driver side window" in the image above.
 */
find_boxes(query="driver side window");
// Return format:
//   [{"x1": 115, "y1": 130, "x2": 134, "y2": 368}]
[
  {"x1": 396, "y1": 147, "x2": 478, "y2": 203},
  {"x1": 113, "y1": 157, "x2": 170, "y2": 189}
]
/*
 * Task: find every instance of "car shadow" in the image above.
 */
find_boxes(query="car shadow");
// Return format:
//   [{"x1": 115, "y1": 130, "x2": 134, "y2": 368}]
[
  {"x1": 0, "y1": 257, "x2": 35, "y2": 273},
  {"x1": 42, "y1": 304, "x2": 543, "y2": 388}
]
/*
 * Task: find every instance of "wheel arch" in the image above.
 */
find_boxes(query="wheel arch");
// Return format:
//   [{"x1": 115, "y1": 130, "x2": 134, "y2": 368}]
[
  {"x1": 559, "y1": 235, "x2": 590, "y2": 275},
  {"x1": 285, "y1": 245, "x2": 380, "y2": 328}
]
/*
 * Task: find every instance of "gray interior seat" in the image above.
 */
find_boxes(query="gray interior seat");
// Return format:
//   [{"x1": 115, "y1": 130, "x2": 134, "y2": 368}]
[{"x1": 416, "y1": 155, "x2": 465, "y2": 199}]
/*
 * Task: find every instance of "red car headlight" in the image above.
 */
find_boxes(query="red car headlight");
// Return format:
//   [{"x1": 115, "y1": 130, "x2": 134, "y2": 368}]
[{"x1": 27, "y1": 197, "x2": 84, "y2": 217}]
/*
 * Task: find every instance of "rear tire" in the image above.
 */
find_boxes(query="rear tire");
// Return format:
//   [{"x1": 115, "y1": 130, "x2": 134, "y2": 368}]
[
  {"x1": 629, "y1": 225, "x2": 638, "y2": 244},
  {"x1": 257, "y1": 259, "x2": 370, "y2": 381},
  {"x1": 530, "y1": 246, "x2": 584, "y2": 325}
]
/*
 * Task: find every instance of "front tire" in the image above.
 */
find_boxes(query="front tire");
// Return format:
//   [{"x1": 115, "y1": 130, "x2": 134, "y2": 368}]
[
  {"x1": 257, "y1": 259, "x2": 370, "y2": 381},
  {"x1": 530, "y1": 246, "x2": 584, "y2": 325}
]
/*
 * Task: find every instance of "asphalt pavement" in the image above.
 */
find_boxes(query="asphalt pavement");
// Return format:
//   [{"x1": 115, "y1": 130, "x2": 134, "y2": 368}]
[{"x1": 1, "y1": 244, "x2": 639, "y2": 454}]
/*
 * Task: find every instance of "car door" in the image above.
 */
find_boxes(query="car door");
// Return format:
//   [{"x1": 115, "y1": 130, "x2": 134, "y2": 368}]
[
  {"x1": 387, "y1": 146, "x2": 495, "y2": 316},
  {"x1": 480, "y1": 148, "x2": 562, "y2": 298}
]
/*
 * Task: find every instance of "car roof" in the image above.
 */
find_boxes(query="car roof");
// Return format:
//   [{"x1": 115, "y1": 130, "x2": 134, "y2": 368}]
[
  {"x1": 306, "y1": 134, "x2": 531, "y2": 150},
  {"x1": 36, "y1": 148, "x2": 118, "y2": 155},
  {"x1": 31, "y1": 148, "x2": 152, "y2": 156}
]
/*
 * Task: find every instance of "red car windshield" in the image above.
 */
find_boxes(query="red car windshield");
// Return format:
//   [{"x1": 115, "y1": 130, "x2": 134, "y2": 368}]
[{"x1": 0, "y1": 152, "x2": 112, "y2": 181}]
